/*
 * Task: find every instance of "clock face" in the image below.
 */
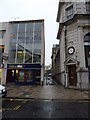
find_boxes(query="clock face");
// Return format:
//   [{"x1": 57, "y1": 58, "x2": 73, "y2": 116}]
[{"x1": 68, "y1": 46, "x2": 75, "y2": 55}]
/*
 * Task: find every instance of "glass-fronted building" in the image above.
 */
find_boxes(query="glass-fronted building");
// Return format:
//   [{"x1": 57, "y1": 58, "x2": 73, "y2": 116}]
[{"x1": 0, "y1": 20, "x2": 45, "y2": 85}]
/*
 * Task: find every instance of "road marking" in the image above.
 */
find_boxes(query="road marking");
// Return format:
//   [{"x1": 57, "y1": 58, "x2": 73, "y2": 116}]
[
  {"x1": 13, "y1": 105, "x2": 21, "y2": 110},
  {"x1": 2, "y1": 105, "x2": 21, "y2": 111},
  {"x1": 22, "y1": 99, "x2": 28, "y2": 103},
  {"x1": 77, "y1": 100, "x2": 90, "y2": 102},
  {"x1": 3, "y1": 98, "x2": 32, "y2": 101}
]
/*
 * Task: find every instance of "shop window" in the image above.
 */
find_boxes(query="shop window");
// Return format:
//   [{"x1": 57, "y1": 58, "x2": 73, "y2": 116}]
[{"x1": 18, "y1": 70, "x2": 34, "y2": 83}]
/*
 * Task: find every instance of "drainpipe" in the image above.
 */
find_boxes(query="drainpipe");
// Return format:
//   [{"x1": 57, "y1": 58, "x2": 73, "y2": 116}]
[{"x1": 64, "y1": 26, "x2": 68, "y2": 87}]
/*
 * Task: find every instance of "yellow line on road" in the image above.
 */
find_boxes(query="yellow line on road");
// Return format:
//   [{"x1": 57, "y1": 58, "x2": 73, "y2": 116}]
[
  {"x1": 13, "y1": 105, "x2": 21, "y2": 110},
  {"x1": 2, "y1": 105, "x2": 21, "y2": 111},
  {"x1": 77, "y1": 101, "x2": 90, "y2": 102},
  {"x1": 2, "y1": 98, "x2": 32, "y2": 101}
]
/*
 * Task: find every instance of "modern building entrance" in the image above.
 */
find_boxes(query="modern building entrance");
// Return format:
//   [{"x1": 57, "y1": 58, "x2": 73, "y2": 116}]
[
  {"x1": 68, "y1": 65, "x2": 77, "y2": 86},
  {"x1": 6, "y1": 64, "x2": 41, "y2": 85}
]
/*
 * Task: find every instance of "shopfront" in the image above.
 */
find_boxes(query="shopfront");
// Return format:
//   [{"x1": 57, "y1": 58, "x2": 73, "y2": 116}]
[
  {"x1": 0, "y1": 69, "x2": 2, "y2": 83},
  {"x1": 6, "y1": 64, "x2": 41, "y2": 85},
  {"x1": 0, "y1": 20, "x2": 44, "y2": 85}
]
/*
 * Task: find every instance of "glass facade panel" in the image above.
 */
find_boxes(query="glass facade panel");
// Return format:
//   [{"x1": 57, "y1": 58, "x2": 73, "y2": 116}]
[
  {"x1": 34, "y1": 32, "x2": 41, "y2": 43},
  {"x1": 25, "y1": 44, "x2": 32, "y2": 63},
  {"x1": 18, "y1": 33, "x2": 25, "y2": 43},
  {"x1": 11, "y1": 24, "x2": 17, "y2": 34},
  {"x1": 34, "y1": 22, "x2": 41, "y2": 44},
  {"x1": 25, "y1": 50, "x2": 32, "y2": 63},
  {"x1": 9, "y1": 21, "x2": 42, "y2": 64},
  {"x1": 8, "y1": 44, "x2": 16, "y2": 63},
  {"x1": 26, "y1": 33, "x2": 33, "y2": 43},
  {"x1": 18, "y1": 33, "x2": 25, "y2": 58},
  {"x1": 10, "y1": 35, "x2": 17, "y2": 43},
  {"x1": 33, "y1": 53, "x2": 41, "y2": 63},
  {"x1": 17, "y1": 46, "x2": 24, "y2": 63},
  {"x1": 10, "y1": 23, "x2": 17, "y2": 43},
  {"x1": 19, "y1": 23, "x2": 25, "y2": 33},
  {"x1": 34, "y1": 22, "x2": 42, "y2": 32},
  {"x1": 26, "y1": 22, "x2": 33, "y2": 32},
  {"x1": 33, "y1": 44, "x2": 41, "y2": 63},
  {"x1": 33, "y1": 22, "x2": 42, "y2": 63}
]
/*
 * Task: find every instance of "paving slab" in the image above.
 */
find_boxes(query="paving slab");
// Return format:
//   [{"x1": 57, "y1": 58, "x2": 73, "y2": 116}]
[{"x1": 5, "y1": 83, "x2": 89, "y2": 100}]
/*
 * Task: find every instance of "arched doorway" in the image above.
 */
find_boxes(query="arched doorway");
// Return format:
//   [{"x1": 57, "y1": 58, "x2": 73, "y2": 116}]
[{"x1": 84, "y1": 33, "x2": 90, "y2": 82}]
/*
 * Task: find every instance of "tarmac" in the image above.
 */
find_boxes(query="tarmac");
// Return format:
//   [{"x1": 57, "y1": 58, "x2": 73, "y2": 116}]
[{"x1": 5, "y1": 83, "x2": 89, "y2": 100}]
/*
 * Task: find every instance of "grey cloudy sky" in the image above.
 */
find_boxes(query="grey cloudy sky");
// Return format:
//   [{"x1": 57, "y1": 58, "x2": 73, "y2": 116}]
[{"x1": 0, "y1": 0, "x2": 59, "y2": 65}]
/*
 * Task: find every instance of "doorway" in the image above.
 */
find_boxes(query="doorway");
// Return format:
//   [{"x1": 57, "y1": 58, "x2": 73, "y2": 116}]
[
  {"x1": 68, "y1": 65, "x2": 77, "y2": 86},
  {"x1": 6, "y1": 70, "x2": 16, "y2": 82}
]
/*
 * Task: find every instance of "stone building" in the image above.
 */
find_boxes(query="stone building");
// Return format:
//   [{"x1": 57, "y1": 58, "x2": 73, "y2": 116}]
[
  {"x1": 51, "y1": 44, "x2": 60, "y2": 82},
  {"x1": 54, "y1": 1, "x2": 90, "y2": 90}
]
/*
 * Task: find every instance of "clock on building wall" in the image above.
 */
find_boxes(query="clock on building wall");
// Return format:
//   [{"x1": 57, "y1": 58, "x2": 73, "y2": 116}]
[{"x1": 68, "y1": 46, "x2": 75, "y2": 55}]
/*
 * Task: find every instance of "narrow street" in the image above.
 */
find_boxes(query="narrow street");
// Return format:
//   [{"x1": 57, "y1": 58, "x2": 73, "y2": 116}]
[{"x1": 2, "y1": 98, "x2": 89, "y2": 119}]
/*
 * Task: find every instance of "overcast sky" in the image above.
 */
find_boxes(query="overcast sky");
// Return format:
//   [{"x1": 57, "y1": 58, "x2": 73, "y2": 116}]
[{"x1": 0, "y1": 0, "x2": 59, "y2": 65}]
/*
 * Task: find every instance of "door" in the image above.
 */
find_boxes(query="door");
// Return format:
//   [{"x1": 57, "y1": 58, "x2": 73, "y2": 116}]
[
  {"x1": 6, "y1": 70, "x2": 16, "y2": 82},
  {"x1": 68, "y1": 65, "x2": 77, "y2": 86}
]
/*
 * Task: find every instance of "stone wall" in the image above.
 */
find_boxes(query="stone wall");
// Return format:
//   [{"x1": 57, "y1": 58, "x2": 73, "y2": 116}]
[{"x1": 77, "y1": 71, "x2": 89, "y2": 90}]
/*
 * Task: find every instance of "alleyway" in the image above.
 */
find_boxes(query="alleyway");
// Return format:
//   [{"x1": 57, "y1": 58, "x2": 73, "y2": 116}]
[{"x1": 5, "y1": 83, "x2": 89, "y2": 100}]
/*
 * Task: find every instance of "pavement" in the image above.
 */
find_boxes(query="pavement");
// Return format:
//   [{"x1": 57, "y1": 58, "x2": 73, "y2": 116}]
[{"x1": 5, "y1": 83, "x2": 89, "y2": 100}]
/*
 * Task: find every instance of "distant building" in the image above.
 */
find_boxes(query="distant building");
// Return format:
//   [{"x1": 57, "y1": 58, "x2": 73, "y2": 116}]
[
  {"x1": 54, "y1": 1, "x2": 90, "y2": 90},
  {"x1": 0, "y1": 19, "x2": 45, "y2": 85},
  {"x1": 51, "y1": 44, "x2": 60, "y2": 81},
  {"x1": 45, "y1": 64, "x2": 52, "y2": 78}
]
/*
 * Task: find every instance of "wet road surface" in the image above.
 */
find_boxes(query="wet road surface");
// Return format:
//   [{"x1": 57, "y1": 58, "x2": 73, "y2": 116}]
[{"x1": 2, "y1": 98, "x2": 89, "y2": 119}]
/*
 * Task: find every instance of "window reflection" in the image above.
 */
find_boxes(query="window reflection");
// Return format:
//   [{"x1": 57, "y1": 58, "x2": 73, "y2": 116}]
[
  {"x1": 19, "y1": 23, "x2": 25, "y2": 33},
  {"x1": 8, "y1": 44, "x2": 16, "y2": 63},
  {"x1": 26, "y1": 33, "x2": 33, "y2": 43},
  {"x1": 17, "y1": 46, "x2": 24, "y2": 63},
  {"x1": 9, "y1": 21, "x2": 42, "y2": 64}
]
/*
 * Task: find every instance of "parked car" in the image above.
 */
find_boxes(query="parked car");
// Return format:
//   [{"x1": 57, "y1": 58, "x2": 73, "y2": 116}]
[
  {"x1": 46, "y1": 77, "x2": 54, "y2": 85},
  {"x1": 0, "y1": 85, "x2": 7, "y2": 97}
]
